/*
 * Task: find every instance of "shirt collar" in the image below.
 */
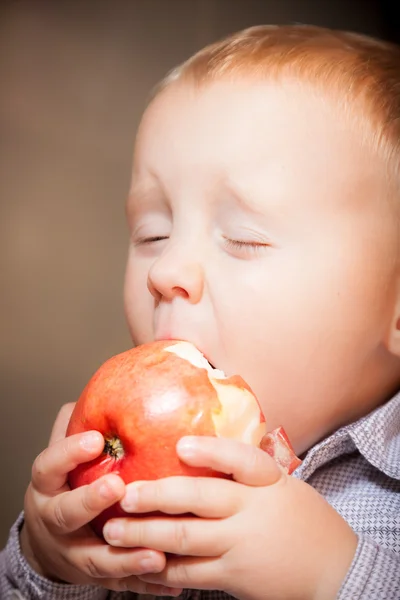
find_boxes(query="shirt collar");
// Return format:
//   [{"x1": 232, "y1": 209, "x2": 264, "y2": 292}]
[
  {"x1": 293, "y1": 389, "x2": 400, "y2": 481},
  {"x1": 347, "y1": 389, "x2": 400, "y2": 480}
]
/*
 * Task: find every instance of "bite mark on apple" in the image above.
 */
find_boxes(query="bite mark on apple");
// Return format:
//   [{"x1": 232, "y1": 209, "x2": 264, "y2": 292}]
[
  {"x1": 211, "y1": 380, "x2": 266, "y2": 446},
  {"x1": 165, "y1": 342, "x2": 226, "y2": 379},
  {"x1": 165, "y1": 341, "x2": 266, "y2": 446}
]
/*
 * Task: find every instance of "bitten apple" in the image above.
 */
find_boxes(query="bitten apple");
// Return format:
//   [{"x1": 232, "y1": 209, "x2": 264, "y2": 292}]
[{"x1": 67, "y1": 340, "x2": 300, "y2": 537}]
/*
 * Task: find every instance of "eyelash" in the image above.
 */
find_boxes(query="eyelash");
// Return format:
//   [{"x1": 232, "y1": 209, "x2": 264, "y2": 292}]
[
  {"x1": 135, "y1": 236, "x2": 169, "y2": 245},
  {"x1": 223, "y1": 238, "x2": 270, "y2": 254}
]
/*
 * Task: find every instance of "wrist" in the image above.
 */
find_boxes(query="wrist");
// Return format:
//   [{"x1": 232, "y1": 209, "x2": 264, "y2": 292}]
[
  {"x1": 20, "y1": 523, "x2": 43, "y2": 575},
  {"x1": 19, "y1": 522, "x2": 66, "y2": 583},
  {"x1": 313, "y1": 524, "x2": 358, "y2": 600}
]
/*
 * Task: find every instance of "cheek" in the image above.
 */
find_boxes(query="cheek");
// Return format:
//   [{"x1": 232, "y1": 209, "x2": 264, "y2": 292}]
[
  {"x1": 216, "y1": 241, "x2": 389, "y2": 398},
  {"x1": 238, "y1": 240, "x2": 388, "y2": 345},
  {"x1": 124, "y1": 253, "x2": 154, "y2": 343}
]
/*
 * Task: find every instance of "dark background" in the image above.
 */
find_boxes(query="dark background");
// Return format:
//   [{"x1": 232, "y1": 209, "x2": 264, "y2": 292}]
[{"x1": 0, "y1": 0, "x2": 398, "y2": 546}]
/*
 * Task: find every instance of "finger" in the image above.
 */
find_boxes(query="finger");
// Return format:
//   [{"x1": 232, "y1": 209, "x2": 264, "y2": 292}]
[
  {"x1": 177, "y1": 436, "x2": 282, "y2": 486},
  {"x1": 139, "y1": 555, "x2": 225, "y2": 592},
  {"x1": 104, "y1": 576, "x2": 182, "y2": 597},
  {"x1": 49, "y1": 403, "x2": 76, "y2": 446},
  {"x1": 67, "y1": 542, "x2": 167, "y2": 581},
  {"x1": 120, "y1": 476, "x2": 244, "y2": 518},
  {"x1": 32, "y1": 431, "x2": 104, "y2": 494},
  {"x1": 103, "y1": 516, "x2": 228, "y2": 557},
  {"x1": 43, "y1": 473, "x2": 126, "y2": 534}
]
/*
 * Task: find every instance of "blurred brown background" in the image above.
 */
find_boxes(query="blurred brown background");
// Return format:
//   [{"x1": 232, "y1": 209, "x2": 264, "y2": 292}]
[{"x1": 0, "y1": 0, "x2": 398, "y2": 546}]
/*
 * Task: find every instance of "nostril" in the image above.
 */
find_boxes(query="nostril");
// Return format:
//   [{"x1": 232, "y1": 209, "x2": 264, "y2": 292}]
[{"x1": 172, "y1": 286, "x2": 189, "y2": 299}]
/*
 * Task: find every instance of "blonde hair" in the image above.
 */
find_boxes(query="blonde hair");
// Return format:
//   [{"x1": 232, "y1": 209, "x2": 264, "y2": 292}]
[{"x1": 157, "y1": 24, "x2": 400, "y2": 185}]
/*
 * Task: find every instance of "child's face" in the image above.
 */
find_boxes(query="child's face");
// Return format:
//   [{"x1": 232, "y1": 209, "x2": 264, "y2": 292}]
[{"x1": 124, "y1": 80, "x2": 398, "y2": 453}]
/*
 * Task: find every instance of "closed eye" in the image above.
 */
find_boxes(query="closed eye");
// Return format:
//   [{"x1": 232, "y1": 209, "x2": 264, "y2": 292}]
[
  {"x1": 223, "y1": 237, "x2": 270, "y2": 256},
  {"x1": 135, "y1": 235, "x2": 169, "y2": 245}
]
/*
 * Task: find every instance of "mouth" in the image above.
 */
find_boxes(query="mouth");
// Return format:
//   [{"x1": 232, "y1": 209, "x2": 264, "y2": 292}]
[
  {"x1": 155, "y1": 335, "x2": 218, "y2": 372},
  {"x1": 188, "y1": 345, "x2": 217, "y2": 370}
]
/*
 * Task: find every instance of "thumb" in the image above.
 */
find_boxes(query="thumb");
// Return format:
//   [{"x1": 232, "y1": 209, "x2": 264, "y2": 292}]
[{"x1": 177, "y1": 436, "x2": 282, "y2": 486}]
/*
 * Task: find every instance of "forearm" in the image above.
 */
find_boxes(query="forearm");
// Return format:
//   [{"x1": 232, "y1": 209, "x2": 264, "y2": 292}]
[{"x1": 1, "y1": 513, "x2": 110, "y2": 600}]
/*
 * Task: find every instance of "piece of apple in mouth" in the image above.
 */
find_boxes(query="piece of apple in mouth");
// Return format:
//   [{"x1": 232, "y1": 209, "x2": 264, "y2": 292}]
[{"x1": 164, "y1": 341, "x2": 222, "y2": 375}]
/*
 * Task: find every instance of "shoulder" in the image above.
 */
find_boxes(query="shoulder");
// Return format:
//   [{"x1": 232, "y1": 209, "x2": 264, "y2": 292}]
[
  {"x1": 312, "y1": 452, "x2": 399, "y2": 553},
  {"x1": 298, "y1": 389, "x2": 400, "y2": 555}
]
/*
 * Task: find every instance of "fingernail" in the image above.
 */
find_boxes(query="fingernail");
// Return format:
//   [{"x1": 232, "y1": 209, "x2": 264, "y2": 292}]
[
  {"x1": 98, "y1": 479, "x2": 117, "y2": 500},
  {"x1": 80, "y1": 431, "x2": 103, "y2": 451},
  {"x1": 139, "y1": 554, "x2": 161, "y2": 573},
  {"x1": 120, "y1": 486, "x2": 139, "y2": 511},
  {"x1": 104, "y1": 521, "x2": 123, "y2": 541},
  {"x1": 177, "y1": 436, "x2": 198, "y2": 456}
]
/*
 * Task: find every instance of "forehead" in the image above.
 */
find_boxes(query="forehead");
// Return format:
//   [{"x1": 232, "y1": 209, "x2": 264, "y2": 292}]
[{"x1": 132, "y1": 79, "x2": 384, "y2": 211}]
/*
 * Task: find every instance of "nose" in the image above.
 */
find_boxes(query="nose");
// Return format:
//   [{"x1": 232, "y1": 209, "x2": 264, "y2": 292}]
[{"x1": 147, "y1": 245, "x2": 205, "y2": 304}]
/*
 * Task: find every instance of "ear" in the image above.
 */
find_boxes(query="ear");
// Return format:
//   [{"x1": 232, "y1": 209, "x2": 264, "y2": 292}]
[{"x1": 387, "y1": 295, "x2": 400, "y2": 358}]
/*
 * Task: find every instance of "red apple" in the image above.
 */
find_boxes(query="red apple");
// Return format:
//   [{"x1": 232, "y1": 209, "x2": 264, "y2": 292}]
[{"x1": 67, "y1": 340, "x2": 300, "y2": 537}]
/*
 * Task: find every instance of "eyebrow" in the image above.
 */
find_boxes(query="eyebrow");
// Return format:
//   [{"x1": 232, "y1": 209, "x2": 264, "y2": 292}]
[
  {"x1": 221, "y1": 175, "x2": 270, "y2": 217},
  {"x1": 125, "y1": 187, "x2": 146, "y2": 224},
  {"x1": 127, "y1": 170, "x2": 282, "y2": 222},
  {"x1": 126, "y1": 180, "x2": 166, "y2": 218},
  {"x1": 127, "y1": 182, "x2": 152, "y2": 205}
]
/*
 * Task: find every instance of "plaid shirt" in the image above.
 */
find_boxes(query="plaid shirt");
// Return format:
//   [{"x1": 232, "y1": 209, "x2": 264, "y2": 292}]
[{"x1": 1, "y1": 391, "x2": 399, "y2": 600}]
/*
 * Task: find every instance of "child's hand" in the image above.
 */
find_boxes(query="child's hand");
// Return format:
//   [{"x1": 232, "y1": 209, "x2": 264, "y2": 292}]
[
  {"x1": 21, "y1": 403, "x2": 180, "y2": 596},
  {"x1": 103, "y1": 436, "x2": 358, "y2": 600}
]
